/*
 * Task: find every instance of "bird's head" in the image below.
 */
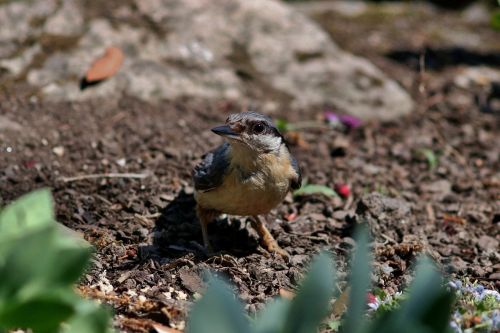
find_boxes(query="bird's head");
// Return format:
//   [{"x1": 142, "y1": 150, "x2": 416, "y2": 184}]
[{"x1": 211, "y1": 111, "x2": 283, "y2": 154}]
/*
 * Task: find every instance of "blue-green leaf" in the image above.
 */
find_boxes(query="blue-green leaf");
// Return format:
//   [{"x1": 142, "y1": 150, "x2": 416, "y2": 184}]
[
  {"x1": 342, "y1": 225, "x2": 372, "y2": 333},
  {"x1": 282, "y1": 252, "x2": 336, "y2": 333},
  {"x1": 253, "y1": 298, "x2": 291, "y2": 333},
  {"x1": 187, "y1": 276, "x2": 251, "y2": 333}
]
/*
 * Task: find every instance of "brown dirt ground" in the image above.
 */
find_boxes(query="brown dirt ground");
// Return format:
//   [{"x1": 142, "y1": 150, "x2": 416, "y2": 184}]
[{"x1": 1, "y1": 3, "x2": 499, "y2": 333}]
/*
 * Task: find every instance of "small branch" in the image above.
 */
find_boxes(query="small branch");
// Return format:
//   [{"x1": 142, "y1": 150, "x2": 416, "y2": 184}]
[{"x1": 58, "y1": 172, "x2": 150, "y2": 183}]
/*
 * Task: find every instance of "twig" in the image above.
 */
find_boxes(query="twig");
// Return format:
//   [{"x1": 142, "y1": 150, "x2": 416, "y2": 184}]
[{"x1": 58, "y1": 172, "x2": 150, "y2": 183}]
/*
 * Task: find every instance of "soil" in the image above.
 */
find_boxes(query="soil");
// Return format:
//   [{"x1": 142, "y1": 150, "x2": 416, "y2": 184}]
[{"x1": 1, "y1": 2, "x2": 499, "y2": 332}]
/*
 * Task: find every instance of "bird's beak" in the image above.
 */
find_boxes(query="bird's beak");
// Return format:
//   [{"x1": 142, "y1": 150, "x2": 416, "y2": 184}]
[{"x1": 211, "y1": 125, "x2": 240, "y2": 139}]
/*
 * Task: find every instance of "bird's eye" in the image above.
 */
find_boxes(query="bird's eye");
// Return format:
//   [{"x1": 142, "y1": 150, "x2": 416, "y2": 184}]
[{"x1": 253, "y1": 123, "x2": 265, "y2": 134}]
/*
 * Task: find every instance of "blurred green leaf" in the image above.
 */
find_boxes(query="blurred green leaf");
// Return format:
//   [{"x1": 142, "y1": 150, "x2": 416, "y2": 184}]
[
  {"x1": 0, "y1": 226, "x2": 58, "y2": 300},
  {"x1": 188, "y1": 276, "x2": 251, "y2": 333},
  {"x1": 328, "y1": 320, "x2": 342, "y2": 331},
  {"x1": 282, "y1": 252, "x2": 336, "y2": 333},
  {"x1": 367, "y1": 257, "x2": 454, "y2": 333},
  {"x1": 64, "y1": 301, "x2": 113, "y2": 333},
  {"x1": 0, "y1": 189, "x2": 53, "y2": 239},
  {"x1": 275, "y1": 119, "x2": 290, "y2": 132},
  {"x1": 0, "y1": 190, "x2": 112, "y2": 333},
  {"x1": 0, "y1": 294, "x2": 75, "y2": 333},
  {"x1": 253, "y1": 298, "x2": 290, "y2": 333},
  {"x1": 293, "y1": 184, "x2": 338, "y2": 197},
  {"x1": 342, "y1": 225, "x2": 372, "y2": 333},
  {"x1": 491, "y1": 10, "x2": 500, "y2": 31},
  {"x1": 416, "y1": 149, "x2": 438, "y2": 170}
]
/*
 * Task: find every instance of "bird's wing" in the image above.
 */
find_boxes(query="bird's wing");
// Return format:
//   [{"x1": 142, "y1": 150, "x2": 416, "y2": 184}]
[
  {"x1": 290, "y1": 155, "x2": 302, "y2": 190},
  {"x1": 193, "y1": 142, "x2": 231, "y2": 192}
]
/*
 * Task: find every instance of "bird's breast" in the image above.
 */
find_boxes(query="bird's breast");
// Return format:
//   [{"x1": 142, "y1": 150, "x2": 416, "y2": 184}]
[{"x1": 195, "y1": 152, "x2": 295, "y2": 216}]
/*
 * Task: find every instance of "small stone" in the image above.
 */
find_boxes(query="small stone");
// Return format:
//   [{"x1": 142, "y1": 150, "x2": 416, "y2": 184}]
[
  {"x1": 477, "y1": 235, "x2": 499, "y2": 252},
  {"x1": 52, "y1": 146, "x2": 65, "y2": 157}
]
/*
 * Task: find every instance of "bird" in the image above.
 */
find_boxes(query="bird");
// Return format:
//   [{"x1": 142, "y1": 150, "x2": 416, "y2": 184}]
[{"x1": 192, "y1": 111, "x2": 301, "y2": 258}]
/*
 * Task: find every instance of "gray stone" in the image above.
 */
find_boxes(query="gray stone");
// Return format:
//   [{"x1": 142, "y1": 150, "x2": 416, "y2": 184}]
[
  {"x1": 356, "y1": 192, "x2": 412, "y2": 220},
  {"x1": 3, "y1": 0, "x2": 414, "y2": 120},
  {"x1": 44, "y1": 0, "x2": 84, "y2": 36}
]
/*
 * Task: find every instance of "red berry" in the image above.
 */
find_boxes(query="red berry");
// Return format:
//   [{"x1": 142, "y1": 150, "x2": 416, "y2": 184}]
[{"x1": 335, "y1": 183, "x2": 350, "y2": 198}]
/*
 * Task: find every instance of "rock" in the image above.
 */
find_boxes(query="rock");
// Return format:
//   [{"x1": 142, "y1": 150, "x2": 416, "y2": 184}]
[
  {"x1": 356, "y1": 192, "x2": 412, "y2": 220},
  {"x1": 420, "y1": 179, "x2": 452, "y2": 200},
  {"x1": 446, "y1": 256, "x2": 468, "y2": 273},
  {"x1": 356, "y1": 192, "x2": 412, "y2": 242},
  {"x1": 3, "y1": 0, "x2": 413, "y2": 120},
  {"x1": 0, "y1": 0, "x2": 57, "y2": 57},
  {"x1": 477, "y1": 235, "x2": 499, "y2": 252},
  {"x1": 0, "y1": 116, "x2": 23, "y2": 132},
  {"x1": 44, "y1": 0, "x2": 84, "y2": 36},
  {"x1": 178, "y1": 267, "x2": 204, "y2": 293}
]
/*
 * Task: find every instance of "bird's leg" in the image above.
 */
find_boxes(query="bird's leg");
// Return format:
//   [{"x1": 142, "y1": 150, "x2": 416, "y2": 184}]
[
  {"x1": 196, "y1": 205, "x2": 218, "y2": 252},
  {"x1": 251, "y1": 215, "x2": 289, "y2": 259}
]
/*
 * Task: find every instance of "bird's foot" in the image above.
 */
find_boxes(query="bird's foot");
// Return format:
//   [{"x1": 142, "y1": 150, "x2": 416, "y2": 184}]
[{"x1": 264, "y1": 239, "x2": 290, "y2": 261}]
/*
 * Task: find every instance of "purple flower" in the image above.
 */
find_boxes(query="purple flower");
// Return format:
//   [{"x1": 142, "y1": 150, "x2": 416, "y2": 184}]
[
  {"x1": 338, "y1": 114, "x2": 363, "y2": 129},
  {"x1": 324, "y1": 111, "x2": 340, "y2": 124},
  {"x1": 323, "y1": 111, "x2": 362, "y2": 129}
]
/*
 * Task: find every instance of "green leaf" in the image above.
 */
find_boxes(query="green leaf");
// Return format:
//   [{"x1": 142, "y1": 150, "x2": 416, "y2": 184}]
[
  {"x1": 0, "y1": 189, "x2": 54, "y2": 239},
  {"x1": 0, "y1": 226, "x2": 58, "y2": 300},
  {"x1": 275, "y1": 119, "x2": 290, "y2": 132},
  {"x1": 367, "y1": 257, "x2": 454, "y2": 333},
  {"x1": 491, "y1": 11, "x2": 500, "y2": 31},
  {"x1": 253, "y1": 298, "x2": 290, "y2": 333},
  {"x1": 342, "y1": 225, "x2": 372, "y2": 333},
  {"x1": 416, "y1": 149, "x2": 437, "y2": 170},
  {"x1": 0, "y1": 293, "x2": 75, "y2": 333},
  {"x1": 293, "y1": 184, "x2": 338, "y2": 198},
  {"x1": 282, "y1": 252, "x2": 336, "y2": 333},
  {"x1": 64, "y1": 301, "x2": 113, "y2": 333},
  {"x1": 187, "y1": 276, "x2": 251, "y2": 333},
  {"x1": 328, "y1": 320, "x2": 342, "y2": 331},
  {"x1": 397, "y1": 257, "x2": 454, "y2": 333}
]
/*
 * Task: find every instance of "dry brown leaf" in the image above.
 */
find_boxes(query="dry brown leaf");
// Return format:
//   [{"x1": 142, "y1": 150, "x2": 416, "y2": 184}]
[
  {"x1": 86, "y1": 46, "x2": 124, "y2": 82},
  {"x1": 443, "y1": 213, "x2": 466, "y2": 225}
]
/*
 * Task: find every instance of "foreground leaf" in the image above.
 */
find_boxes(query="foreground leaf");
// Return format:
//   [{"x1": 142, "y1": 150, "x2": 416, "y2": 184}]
[
  {"x1": 282, "y1": 252, "x2": 336, "y2": 333},
  {"x1": 254, "y1": 298, "x2": 291, "y2": 333},
  {"x1": 342, "y1": 225, "x2": 372, "y2": 333},
  {"x1": 0, "y1": 189, "x2": 53, "y2": 239},
  {"x1": 187, "y1": 276, "x2": 251, "y2": 333}
]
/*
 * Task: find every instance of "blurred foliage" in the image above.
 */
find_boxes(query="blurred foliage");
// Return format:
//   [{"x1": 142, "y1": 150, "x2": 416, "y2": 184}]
[
  {"x1": 0, "y1": 189, "x2": 112, "y2": 333},
  {"x1": 187, "y1": 226, "x2": 455, "y2": 333}
]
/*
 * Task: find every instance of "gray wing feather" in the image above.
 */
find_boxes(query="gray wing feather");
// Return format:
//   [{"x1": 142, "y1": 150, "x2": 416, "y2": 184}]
[{"x1": 193, "y1": 142, "x2": 230, "y2": 192}]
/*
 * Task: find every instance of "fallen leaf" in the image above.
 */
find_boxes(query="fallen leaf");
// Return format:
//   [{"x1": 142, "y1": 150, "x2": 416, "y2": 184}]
[
  {"x1": 443, "y1": 213, "x2": 466, "y2": 225},
  {"x1": 286, "y1": 131, "x2": 309, "y2": 148},
  {"x1": 86, "y1": 46, "x2": 124, "y2": 82}
]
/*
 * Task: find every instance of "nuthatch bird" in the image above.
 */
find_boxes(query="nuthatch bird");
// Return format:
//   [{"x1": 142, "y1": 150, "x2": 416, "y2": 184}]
[{"x1": 192, "y1": 112, "x2": 301, "y2": 257}]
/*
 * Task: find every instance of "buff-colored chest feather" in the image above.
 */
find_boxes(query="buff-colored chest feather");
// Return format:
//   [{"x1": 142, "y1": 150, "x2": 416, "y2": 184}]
[{"x1": 195, "y1": 147, "x2": 296, "y2": 216}]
